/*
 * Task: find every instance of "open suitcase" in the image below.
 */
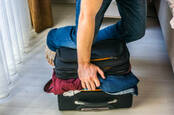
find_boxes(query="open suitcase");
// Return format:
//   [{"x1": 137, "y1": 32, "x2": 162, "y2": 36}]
[
  {"x1": 47, "y1": 39, "x2": 135, "y2": 111},
  {"x1": 44, "y1": 71, "x2": 135, "y2": 111},
  {"x1": 57, "y1": 90, "x2": 133, "y2": 111}
]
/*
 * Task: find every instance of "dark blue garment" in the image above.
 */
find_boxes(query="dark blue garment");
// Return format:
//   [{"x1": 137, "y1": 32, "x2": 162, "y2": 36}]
[
  {"x1": 98, "y1": 72, "x2": 139, "y2": 93},
  {"x1": 47, "y1": 26, "x2": 77, "y2": 52},
  {"x1": 47, "y1": 0, "x2": 147, "y2": 52}
]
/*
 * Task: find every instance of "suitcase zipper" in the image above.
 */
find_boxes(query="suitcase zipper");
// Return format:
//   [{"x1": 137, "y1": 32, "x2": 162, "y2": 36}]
[{"x1": 91, "y1": 56, "x2": 118, "y2": 62}]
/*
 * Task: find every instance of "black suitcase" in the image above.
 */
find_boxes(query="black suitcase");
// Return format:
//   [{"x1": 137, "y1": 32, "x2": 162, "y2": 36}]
[
  {"x1": 54, "y1": 39, "x2": 133, "y2": 111},
  {"x1": 57, "y1": 90, "x2": 133, "y2": 111},
  {"x1": 54, "y1": 39, "x2": 130, "y2": 79}
]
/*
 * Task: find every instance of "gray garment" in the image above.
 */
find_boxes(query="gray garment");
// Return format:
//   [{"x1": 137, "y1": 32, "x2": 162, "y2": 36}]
[{"x1": 106, "y1": 88, "x2": 136, "y2": 95}]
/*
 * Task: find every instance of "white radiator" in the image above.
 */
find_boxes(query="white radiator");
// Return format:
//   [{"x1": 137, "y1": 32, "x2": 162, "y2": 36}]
[{"x1": 0, "y1": 0, "x2": 32, "y2": 100}]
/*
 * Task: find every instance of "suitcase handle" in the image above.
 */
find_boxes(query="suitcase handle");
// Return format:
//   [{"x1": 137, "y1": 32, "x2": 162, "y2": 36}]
[{"x1": 74, "y1": 99, "x2": 118, "y2": 108}]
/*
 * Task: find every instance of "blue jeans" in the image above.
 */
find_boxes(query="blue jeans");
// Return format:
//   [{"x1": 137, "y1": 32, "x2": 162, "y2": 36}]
[
  {"x1": 47, "y1": 0, "x2": 147, "y2": 52},
  {"x1": 98, "y1": 72, "x2": 139, "y2": 94}
]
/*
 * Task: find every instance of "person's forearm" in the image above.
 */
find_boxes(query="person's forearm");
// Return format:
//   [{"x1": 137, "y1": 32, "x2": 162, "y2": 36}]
[
  {"x1": 77, "y1": 15, "x2": 95, "y2": 65},
  {"x1": 77, "y1": 0, "x2": 103, "y2": 66}
]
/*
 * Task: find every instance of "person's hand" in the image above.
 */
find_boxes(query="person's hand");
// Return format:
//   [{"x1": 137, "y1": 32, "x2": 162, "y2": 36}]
[
  {"x1": 78, "y1": 63, "x2": 105, "y2": 90},
  {"x1": 45, "y1": 46, "x2": 56, "y2": 66}
]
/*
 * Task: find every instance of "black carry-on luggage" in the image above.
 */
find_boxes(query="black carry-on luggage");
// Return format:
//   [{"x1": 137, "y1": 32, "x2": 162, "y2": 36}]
[
  {"x1": 53, "y1": 39, "x2": 134, "y2": 111},
  {"x1": 57, "y1": 90, "x2": 133, "y2": 111}
]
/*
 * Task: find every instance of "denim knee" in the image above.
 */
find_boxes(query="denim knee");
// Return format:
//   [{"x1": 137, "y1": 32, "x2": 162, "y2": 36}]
[
  {"x1": 133, "y1": 26, "x2": 145, "y2": 40},
  {"x1": 126, "y1": 23, "x2": 146, "y2": 43},
  {"x1": 47, "y1": 29, "x2": 57, "y2": 52}
]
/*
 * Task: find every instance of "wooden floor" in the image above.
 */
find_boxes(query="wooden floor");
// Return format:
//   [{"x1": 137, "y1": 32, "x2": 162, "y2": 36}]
[{"x1": 0, "y1": 4, "x2": 174, "y2": 115}]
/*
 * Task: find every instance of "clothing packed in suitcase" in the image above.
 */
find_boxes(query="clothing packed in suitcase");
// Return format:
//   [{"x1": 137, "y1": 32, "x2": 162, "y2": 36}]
[{"x1": 44, "y1": 39, "x2": 139, "y2": 111}]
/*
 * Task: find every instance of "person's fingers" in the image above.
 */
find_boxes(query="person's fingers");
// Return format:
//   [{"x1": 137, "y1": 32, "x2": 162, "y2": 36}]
[
  {"x1": 52, "y1": 61, "x2": 54, "y2": 66},
  {"x1": 50, "y1": 61, "x2": 54, "y2": 66},
  {"x1": 93, "y1": 77, "x2": 100, "y2": 87},
  {"x1": 81, "y1": 82, "x2": 86, "y2": 89},
  {"x1": 45, "y1": 46, "x2": 56, "y2": 66},
  {"x1": 49, "y1": 59, "x2": 54, "y2": 66},
  {"x1": 46, "y1": 54, "x2": 48, "y2": 59},
  {"x1": 50, "y1": 59, "x2": 54, "y2": 66},
  {"x1": 97, "y1": 67, "x2": 105, "y2": 79},
  {"x1": 48, "y1": 58, "x2": 50, "y2": 64},
  {"x1": 89, "y1": 81, "x2": 96, "y2": 90},
  {"x1": 46, "y1": 55, "x2": 53, "y2": 66},
  {"x1": 85, "y1": 82, "x2": 92, "y2": 90},
  {"x1": 48, "y1": 58, "x2": 52, "y2": 65}
]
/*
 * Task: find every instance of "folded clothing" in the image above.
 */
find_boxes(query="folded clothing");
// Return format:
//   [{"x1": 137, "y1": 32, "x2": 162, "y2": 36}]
[
  {"x1": 44, "y1": 71, "x2": 82, "y2": 95},
  {"x1": 99, "y1": 72, "x2": 139, "y2": 93},
  {"x1": 44, "y1": 70, "x2": 139, "y2": 95},
  {"x1": 54, "y1": 39, "x2": 130, "y2": 79},
  {"x1": 55, "y1": 63, "x2": 131, "y2": 80},
  {"x1": 101, "y1": 86, "x2": 137, "y2": 96},
  {"x1": 62, "y1": 87, "x2": 137, "y2": 97}
]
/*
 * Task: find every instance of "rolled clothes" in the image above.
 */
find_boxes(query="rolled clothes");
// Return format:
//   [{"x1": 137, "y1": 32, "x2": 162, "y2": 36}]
[{"x1": 44, "y1": 70, "x2": 139, "y2": 95}]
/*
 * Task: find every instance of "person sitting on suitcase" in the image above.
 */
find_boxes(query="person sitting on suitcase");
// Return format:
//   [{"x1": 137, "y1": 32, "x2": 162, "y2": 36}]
[{"x1": 46, "y1": 0, "x2": 146, "y2": 91}]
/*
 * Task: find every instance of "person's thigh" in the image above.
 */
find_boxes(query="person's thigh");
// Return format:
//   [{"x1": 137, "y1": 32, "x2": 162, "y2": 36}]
[
  {"x1": 47, "y1": 0, "x2": 113, "y2": 51},
  {"x1": 74, "y1": 0, "x2": 112, "y2": 44},
  {"x1": 47, "y1": 26, "x2": 77, "y2": 51},
  {"x1": 97, "y1": 0, "x2": 147, "y2": 43}
]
